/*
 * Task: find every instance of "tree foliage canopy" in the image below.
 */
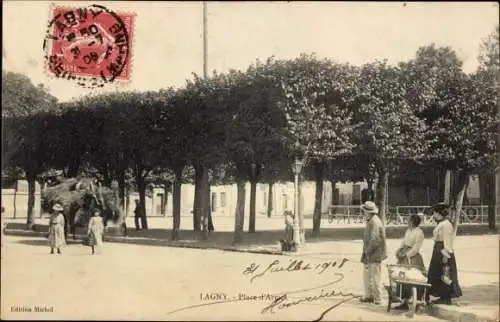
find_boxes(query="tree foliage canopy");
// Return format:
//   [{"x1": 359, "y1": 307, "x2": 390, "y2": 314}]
[{"x1": 4, "y1": 39, "x2": 497, "y2": 190}]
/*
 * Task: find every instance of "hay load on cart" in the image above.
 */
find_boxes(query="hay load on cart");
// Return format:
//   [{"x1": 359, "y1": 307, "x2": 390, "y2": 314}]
[{"x1": 42, "y1": 177, "x2": 126, "y2": 238}]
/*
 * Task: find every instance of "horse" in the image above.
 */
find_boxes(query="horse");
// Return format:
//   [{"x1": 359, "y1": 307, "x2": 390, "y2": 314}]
[{"x1": 65, "y1": 192, "x2": 100, "y2": 240}]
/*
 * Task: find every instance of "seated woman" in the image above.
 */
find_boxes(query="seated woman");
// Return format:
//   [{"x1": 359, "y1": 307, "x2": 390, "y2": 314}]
[
  {"x1": 396, "y1": 213, "x2": 426, "y2": 269},
  {"x1": 426, "y1": 203, "x2": 462, "y2": 305},
  {"x1": 394, "y1": 213, "x2": 426, "y2": 309}
]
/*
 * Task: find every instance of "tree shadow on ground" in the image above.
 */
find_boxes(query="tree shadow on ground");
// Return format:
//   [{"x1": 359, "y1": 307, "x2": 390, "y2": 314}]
[
  {"x1": 15, "y1": 239, "x2": 83, "y2": 247},
  {"x1": 5, "y1": 222, "x2": 495, "y2": 249}
]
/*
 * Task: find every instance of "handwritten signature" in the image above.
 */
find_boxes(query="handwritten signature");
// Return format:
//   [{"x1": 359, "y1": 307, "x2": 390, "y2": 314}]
[
  {"x1": 167, "y1": 272, "x2": 362, "y2": 321},
  {"x1": 243, "y1": 257, "x2": 350, "y2": 283},
  {"x1": 261, "y1": 287, "x2": 360, "y2": 314}
]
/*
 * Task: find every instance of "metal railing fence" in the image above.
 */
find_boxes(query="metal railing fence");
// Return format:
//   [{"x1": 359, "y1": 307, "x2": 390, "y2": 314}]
[{"x1": 327, "y1": 205, "x2": 500, "y2": 226}]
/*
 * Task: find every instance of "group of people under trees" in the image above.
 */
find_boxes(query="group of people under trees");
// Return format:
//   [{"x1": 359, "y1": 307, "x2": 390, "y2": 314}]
[{"x1": 360, "y1": 201, "x2": 462, "y2": 308}]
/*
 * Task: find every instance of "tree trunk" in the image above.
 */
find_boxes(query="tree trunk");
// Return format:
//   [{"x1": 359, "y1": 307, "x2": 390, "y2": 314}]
[
  {"x1": 437, "y1": 167, "x2": 446, "y2": 202},
  {"x1": 204, "y1": 168, "x2": 212, "y2": 238},
  {"x1": 193, "y1": 184, "x2": 199, "y2": 231},
  {"x1": 13, "y1": 182, "x2": 17, "y2": 219},
  {"x1": 312, "y1": 162, "x2": 325, "y2": 237},
  {"x1": 482, "y1": 168, "x2": 497, "y2": 230},
  {"x1": 452, "y1": 171, "x2": 469, "y2": 235},
  {"x1": 172, "y1": 166, "x2": 182, "y2": 240},
  {"x1": 449, "y1": 171, "x2": 459, "y2": 206},
  {"x1": 479, "y1": 171, "x2": 489, "y2": 205},
  {"x1": 102, "y1": 168, "x2": 112, "y2": 187},
  {"x1": 66, "y1": 158, "x2": 80, "y2": 178},
  {"x1": 376, "y1": 168, "x2": 389, "y2": 225},
  {"x1": 118, "y1": 170, "x2": 126, "y2": 212},
  {"x1": 299, "y1": 173, "x2": 305, "y2": 244},
  {"x1": 233, "y1": 178, "x2": 246, "y2": 244},
  {"x1": 367, "y1": 179, "x2": 374, "y2": 201},
  {"x1": 163, "y1": 181, "x2": 169, "y2": 216},
  {"x1": 330, "y1": 180, "x2": 337, "y2": 214},
  {"x1": 199, "y1": 164, "x2": 210, "y2": 240},
  {"x1": 248, "y1": 164, "x2": 260, "y2": 233},
  {"x1": 495, "y1": 94, "x2": 500, "y2": 230},
  {"x1": 26, "y1": 171, "x2": 36, "y2": 230},
  {"x1": 404, "y1": 185, "x2": 411, "y2": 205},
  {"x1": 116, "y1": 171, "x2": 127, "y2": 236},
  {"x1": 193, "y1": 164, "x2": 202, "y2": 232},
  {"x1": 125, "y1": 192, "x2": 130, "y2": 219},
  {"x1": 267, "y1": 180, "x2": 274, "y2": 218},
  {"x1": 137, "y1": 174, "x2": 148, "y2": 230},
  {"x1": 487, "y1": 169, "x2": 496, "y2": 230},
  {"x1": 249, "y1": 178, "x2": 257, "y2": 233},
  {"x1": 331, "y1": 180, "x2": 336, "y2": 206}
]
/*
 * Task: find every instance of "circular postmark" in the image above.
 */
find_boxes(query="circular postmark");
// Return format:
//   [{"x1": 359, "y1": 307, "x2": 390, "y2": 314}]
[{"x1": 43, "y1": 4, "x2": 133, "y2": 89}]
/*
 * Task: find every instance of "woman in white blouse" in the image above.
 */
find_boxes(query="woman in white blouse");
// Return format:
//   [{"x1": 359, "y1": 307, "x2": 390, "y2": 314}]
[
  {"x1": 396, "y1": 213, "x2": 426, "y2": 270},
  {"x1": 426, "y1": 203, "x2": 462, "y2": 305}
]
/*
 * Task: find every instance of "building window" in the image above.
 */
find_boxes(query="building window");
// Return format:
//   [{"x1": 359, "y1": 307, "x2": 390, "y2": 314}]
[
  {"x1": 283, "y1": 194, "x2": 288, "y2": 210},
  {"x1": 220, "y1": 192, "x2": 226, "y2": 208},
  {"x1": 157, "y1": 193, "x2": 165, "y2": 215},
  {"x1": 211, "y1": 192, "x2": 217, "y2": 212}
]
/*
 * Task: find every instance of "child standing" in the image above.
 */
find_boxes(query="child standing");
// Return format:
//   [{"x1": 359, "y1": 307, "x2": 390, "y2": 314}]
[{"x1": 87, "y1": 210, "x2": 104, "y2": 255}]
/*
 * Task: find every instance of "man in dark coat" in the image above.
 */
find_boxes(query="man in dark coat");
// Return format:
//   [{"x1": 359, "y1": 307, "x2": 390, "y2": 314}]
[{"x1": 134, "y1": 199, "x2": 143, "y2": 230}]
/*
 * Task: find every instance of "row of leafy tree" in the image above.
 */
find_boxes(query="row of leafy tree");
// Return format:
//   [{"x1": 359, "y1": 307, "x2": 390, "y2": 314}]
[{"x1": 3, "y1": 28, "x2": 498, "y2": 241}]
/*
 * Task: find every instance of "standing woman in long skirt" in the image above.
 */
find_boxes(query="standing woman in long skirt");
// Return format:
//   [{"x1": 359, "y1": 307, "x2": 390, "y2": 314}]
[
  {"x1": 87, "y1": 210, "x2": 104, "y2": 255},
  {"x1": 48, "y1": 204, "x2": 66, "y2": 254},
  {"x1": 426, "y1": 203, "x2": 462, "y2": 305}
]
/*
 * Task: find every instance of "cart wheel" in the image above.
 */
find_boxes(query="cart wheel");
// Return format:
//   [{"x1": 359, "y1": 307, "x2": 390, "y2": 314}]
[{"x1": 408, "y1": 286, "x2": 417, "y2": 318}]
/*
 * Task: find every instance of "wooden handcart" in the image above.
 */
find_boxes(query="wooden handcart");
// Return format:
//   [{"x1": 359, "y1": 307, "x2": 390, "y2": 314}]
[{"x1": 385, "y1": 264, "x2": 432, "y2": 318}]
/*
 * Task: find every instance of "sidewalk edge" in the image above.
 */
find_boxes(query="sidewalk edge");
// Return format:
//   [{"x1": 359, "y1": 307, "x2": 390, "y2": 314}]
[
  {"x1": 428, "y1": 304, "x2": 498, "y2": 322},
  {"x1": 2, "y1": 228, "x2": 285, "y2": 255}
]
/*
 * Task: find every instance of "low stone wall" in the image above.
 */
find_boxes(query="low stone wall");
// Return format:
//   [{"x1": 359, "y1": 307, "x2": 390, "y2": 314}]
[
  {"x1": 4, "y1": 222, "x2": 496, "y2": 243},
  {"x1": 1, "y1": 187, "x2": 41, "y2": 219}
]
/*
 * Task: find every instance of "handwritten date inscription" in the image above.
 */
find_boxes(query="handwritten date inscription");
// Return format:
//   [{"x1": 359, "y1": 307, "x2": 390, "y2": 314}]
[{"x1": 243, "y1": 258, "x2": 349, "y2": 283}]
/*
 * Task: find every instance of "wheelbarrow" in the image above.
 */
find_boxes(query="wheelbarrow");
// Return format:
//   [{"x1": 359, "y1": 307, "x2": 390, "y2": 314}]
[{"x1": 385, "y1": 264, "x2": 432, "y2": 318}]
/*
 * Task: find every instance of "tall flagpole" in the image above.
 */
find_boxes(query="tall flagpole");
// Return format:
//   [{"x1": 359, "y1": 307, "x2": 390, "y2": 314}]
[
  {"x1": 203, "y1": 1, "x2": 208, "y2": 79},
  {"x1": 201, "y1": 1, "x2": 209, "y2": 239}
]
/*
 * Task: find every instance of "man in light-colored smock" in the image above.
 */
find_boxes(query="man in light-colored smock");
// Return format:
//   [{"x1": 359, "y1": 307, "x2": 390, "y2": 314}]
[{"x1": 360, "y1": 201, "x2": 387, "y2": 305}]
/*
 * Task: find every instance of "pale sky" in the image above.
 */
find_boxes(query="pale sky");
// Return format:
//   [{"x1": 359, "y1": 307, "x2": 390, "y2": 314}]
[{"x1": 2, "y1": 1, "x2": 499, "y2": 102}]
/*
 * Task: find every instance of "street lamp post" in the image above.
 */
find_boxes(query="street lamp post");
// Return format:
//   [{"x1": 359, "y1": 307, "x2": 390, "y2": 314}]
[
  {"x1": 202, "y1": 1, "x2": 208, "y2": 79},
  {"x1": 292, "y1": 156, "x2": 303, "y2": 247},
  {"x1": 299, "y1": 171, "x2": 305, "y2": 244}
]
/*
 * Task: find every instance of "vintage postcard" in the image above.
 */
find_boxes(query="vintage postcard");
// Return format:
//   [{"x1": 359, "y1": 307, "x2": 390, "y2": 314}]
[{"x1": 2, "y1": 1, "x2": 499, "y2": 321}]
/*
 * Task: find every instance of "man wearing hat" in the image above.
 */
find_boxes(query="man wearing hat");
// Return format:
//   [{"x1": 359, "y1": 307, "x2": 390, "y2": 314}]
[
  {"x1": 360, "y1": 201, "x2": 387, "y2": 305},
  {"x1": 48, "y1": 203, "x2": 66, "y2": 254}
]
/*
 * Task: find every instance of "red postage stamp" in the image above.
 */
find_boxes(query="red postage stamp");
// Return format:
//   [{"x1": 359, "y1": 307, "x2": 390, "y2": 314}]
[{"x1": 43, "y1": 4, "x2": 134, "y2": 88}]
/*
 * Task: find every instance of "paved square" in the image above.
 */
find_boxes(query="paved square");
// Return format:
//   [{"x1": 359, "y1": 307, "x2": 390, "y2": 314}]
[{"x1": 2, "y1": 232, "x2": 482, "y2": 321}]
